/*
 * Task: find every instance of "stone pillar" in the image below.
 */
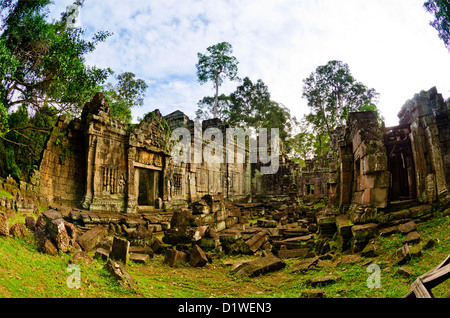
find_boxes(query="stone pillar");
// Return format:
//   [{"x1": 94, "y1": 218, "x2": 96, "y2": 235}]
[
  {"x1": 82, "y1": 135, "x2": 96, "y2": 209},
  {"x1": 126, "y1": 147, "x2": 137, "y2": 214}
]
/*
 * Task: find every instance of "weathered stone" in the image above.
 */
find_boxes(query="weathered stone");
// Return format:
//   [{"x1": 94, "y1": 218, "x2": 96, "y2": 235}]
[
  {"x1": 70, "y1": 251, "x2": 94, "y2": 265},
  {"x1": 38, "y1": 238, "x2": 58, "y2": 255},
  {"x1": 290, "y1": 257, "x2": 319, "y2": 272},
  {"x1": 104, "y1": 259, "x2": 134, "y2": 289},
  {"x1": 398, "y1": 221, "x2": 417, "y2": 234},
  {"x1": 95, "y1": 247, "x2": 110, "y2": 261},
  {"x1": 192, "y1": 200, "x2": 210, "y2": 215},
  {"x1": 24, "y1": 216, "x2": 36, "y2": 232},
  {"x1": 392, "y1": 244, "x2": 411, "y2": 265},
  {"x1": 307, "y1": 275, "x2": 341, "y2": 287},
  {"x1": 361, "y1": 240, "x2": 383, "y2": 257},
  {"x1": 244, "y1": 231, "x2": 267, "y2": 253},
  {"x1": 301, "y1": 289, "x2": 325, "y2": 298},
  {"x1": 231, "y1": 255, "x2": 286, "y2": 278},
  {"x1": 396, "y1": 267, "x2": 413, "y2": 278},
  {"x1": 0, "y1": 213, "x2": 10, "y2": 236},
  {"x1": 164, "y1": 249, "x2": 188, "y2": 267},
  {"x1": 351, "y1": 223, "x2": 378, "y2": 243},
  {"x1": 189, "y1": 244, "x2": 208, "y2": 267},
  {"x1": 380, "y1": 226, "x2": 397, "y2": 236},
  {"x1": 76, "y1": 225, "x2": 108, "y2": 252},
  {"x1": 335, "y1": 215, "x2": 353, "y2": 238},
  {"x1": 409, "y1": 205, "x2": 432, "y2": 219},
  {"x1": 257, "y1": 219, "x2": 277, "y2": 228},
  {"x1": 170, "y1": 208, "x2": 192, "y2": 228},
  {"x1": 128, "y1": 224, "x2": 153, "y2": 246},
  {"x1": 110, "y1": 236, "x2": 130, "y2": 265},
  {"x1": 9, "y1": 223, "x2": 28, "y2": 239},
  {"x1": 402, "y1": 231, "x2": 421, "y2": 244},
  {"x1": 129, "y1": 253, "x2": 150, "y2": 264},
  {"x1": 278, "y1": 247, "x2": 310, "y2": 259}
]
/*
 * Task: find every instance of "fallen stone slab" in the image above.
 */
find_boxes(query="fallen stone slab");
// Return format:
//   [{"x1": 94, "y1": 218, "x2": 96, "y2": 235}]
[
  {"x1": 392, "y1": 244, "x2": 411, "y2": 265},
  {"x1": 129, "y1": 246, "x2": 154, "y2": 257},
  {"x1": 257, "y1": 219, "x2": 278, "y2": 228},
  {"x1": 70, "y1": 251, "x2": 94, "y2": 265},
  {"x1": 130, "y1": 253, "x2": 150, "y2": 264},
  {"x1": 231, "y1": 255, "x2": 286, "y2": 278},
  {"x1": 351, "y1": 223, "x2": 378, "y2": 243},
  {"x1": 301, "y1": 289, "x2": 325, "y2": 298},
  {"x1": 95, "y1": 247, "x2": 110, "y2": 261},
  {"x1": 76, "y1": 225, "x2": 108, "y2": 252},
  {"x1": 278, "y1": 247, "x2": 311, "y2": 259},
  {"x1": 307, "y1": 275, "x2": 341, "y2": 287},
  {"x1": 398, "y1": 221, "x2": 417, "y2": 234},
  {"x1": 104, "y1": 259, "x2": 135, "y2": 289},
  {"x1": 164, "y1": 249, "x2": 188, "y2": 267},
  {"x1": 189, "y1": 244, "x2": 208, "y2": 267},
  {"x1": 280, "y1": 227, "x2": 309, "y2": 237},
  {"x1": 402, "y1": 231, "x2": 421, "y2": 244},
  {"x1": 244, "y1": 231, "x2": 267, "y2": 253}
]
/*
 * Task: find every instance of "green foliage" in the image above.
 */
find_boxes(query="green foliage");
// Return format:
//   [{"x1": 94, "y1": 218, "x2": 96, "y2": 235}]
[
  {"x1": 103, "y1": 72, "x2": 148, "y2": 124},
  {"x1": 195, "y1": 94, "x2": 231, "y2": 121},
  {"x1": 195, "y1": 77, "x2": 297, "y2": 152},
  {"x1": 0, "y1": 104, "x2": 57, "y2": 181},
  {"x1": 424, "y1": 0, "x2": 450, "y2": 51},
  {"x1": 302, "y1": 60, "x2": 380, "y2": 139},
  {"x1": 0, "y1": 0, "x2": 112, "y2": 115},
  {"x1": 196, "y1": 42, "x2": 240, "y2": 118}
]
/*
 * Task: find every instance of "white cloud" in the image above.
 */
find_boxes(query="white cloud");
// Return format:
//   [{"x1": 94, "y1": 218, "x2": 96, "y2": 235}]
[{"x1": 48, "y1": 0, "x2": 450, "y2": 127}]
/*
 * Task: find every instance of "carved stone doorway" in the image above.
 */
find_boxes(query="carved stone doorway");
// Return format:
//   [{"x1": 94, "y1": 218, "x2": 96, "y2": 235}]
[
  {"x1": 384, "y1": 124, "x2": 417, "y2": 203},
  {"x1": 137, "y1": 168, "x2": 161, "y2": 207}
]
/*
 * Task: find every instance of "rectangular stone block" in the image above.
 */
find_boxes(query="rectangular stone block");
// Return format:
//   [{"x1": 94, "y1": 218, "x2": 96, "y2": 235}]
[
  {"x1": 351, "y1": 223, "x2": 378, "y2": 243},
  {"x1": 110, "y1": 236, "x2": 130, "y2": 265},
  {"x1": 76, "y1": 225, "x2": 108, "y2": 252}
]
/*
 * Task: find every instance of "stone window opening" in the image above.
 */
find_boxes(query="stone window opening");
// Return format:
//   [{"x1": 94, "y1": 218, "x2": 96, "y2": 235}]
[
  {"x1": 173, "y1": 173, "x2": 182, "y2": 197},
  {"x1": 306, "y1": 184, "x2": 315, "y2": 195}
]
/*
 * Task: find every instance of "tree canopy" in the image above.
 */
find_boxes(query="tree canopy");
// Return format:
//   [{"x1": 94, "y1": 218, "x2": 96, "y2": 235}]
[
  {"x1": 0, "y1": 0, "x2": 111, "y2": 116},
  {"x1": 195, "y1": 76, "x2": 297, "y2": 153},
  {"x1": 103, "y1": 72, "x2": 148, "y2": 124},
  {"x1": 424, "y1": 0, "x2": 450, "y2": 51},
  {"x1": 196, "y1": 41, "x2": 239, "y2": 118}
]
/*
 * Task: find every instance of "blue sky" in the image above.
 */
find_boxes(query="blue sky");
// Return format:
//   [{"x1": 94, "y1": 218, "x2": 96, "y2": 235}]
[{"x1": 48, "y1": 0, "x2": 450, "y2": 126}]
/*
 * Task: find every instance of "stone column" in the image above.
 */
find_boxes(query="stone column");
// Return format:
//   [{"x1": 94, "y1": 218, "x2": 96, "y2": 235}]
[
  {"x1": 126, "y1": 147, "x2": 137, "y2": 214},
  {"x1": 82, "y1": 135, "x2": 96, "y2": 209}
]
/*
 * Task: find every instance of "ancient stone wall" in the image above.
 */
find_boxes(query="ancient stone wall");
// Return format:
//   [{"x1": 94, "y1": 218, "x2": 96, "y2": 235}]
[
  {"x1": 39, "y1": 116, "x2": 86, "y2": 207},
  {"x1": 397, "y1": 87, "x2": 450, "y2": 205}
]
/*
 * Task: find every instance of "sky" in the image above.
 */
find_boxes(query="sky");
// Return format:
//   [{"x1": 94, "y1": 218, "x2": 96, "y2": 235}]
[{"x1": 47, "y1": 0, "x2": 450, "y2": 127}]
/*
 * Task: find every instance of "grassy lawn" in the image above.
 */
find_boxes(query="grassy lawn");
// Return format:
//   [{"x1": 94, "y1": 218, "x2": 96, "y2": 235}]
[{"x1": 0, "y1": 212, "x2": 449, "y2": 298}]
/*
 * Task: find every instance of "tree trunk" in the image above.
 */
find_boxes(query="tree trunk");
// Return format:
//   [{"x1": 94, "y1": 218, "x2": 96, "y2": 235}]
[{"x1": 214, "y1": 75, "x2": 219, "y2": 118}]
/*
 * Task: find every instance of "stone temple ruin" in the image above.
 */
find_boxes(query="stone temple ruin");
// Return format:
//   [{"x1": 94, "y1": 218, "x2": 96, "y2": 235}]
[{"x1": 1, "y1": 87, "x2": 449, "y2": 285}]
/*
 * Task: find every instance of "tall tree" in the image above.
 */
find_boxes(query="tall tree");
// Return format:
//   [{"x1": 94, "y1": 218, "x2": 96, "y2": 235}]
[
  {"x1": 196, "y1": 42, "x2": 239, "y2": 118},
  {"x1": 424, "y1": 0, "x2": 450, "y2": 51},
  {"x1": 302, "y1": 60, "x2": 379, "y2": 140},
  {"x1": 103, "y1": 72, "x2": 148, "y2": 124}
]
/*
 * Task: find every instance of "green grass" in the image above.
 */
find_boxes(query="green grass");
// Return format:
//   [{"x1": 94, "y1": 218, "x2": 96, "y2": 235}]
[{"x1": 1, "y1": 212, "x2": 449, "y2": 298}]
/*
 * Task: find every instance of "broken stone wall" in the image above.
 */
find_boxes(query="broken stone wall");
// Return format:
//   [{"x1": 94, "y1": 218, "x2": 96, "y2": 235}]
[
  {"x1": 39, "y1": 116, "x2": 86, "y2": 207},
  {"x1": 397, "y1": 87, "x2": 450, "y2": 205},
  {"x1": 337, "y1": 111, "x2": 390, "y2": 209}
]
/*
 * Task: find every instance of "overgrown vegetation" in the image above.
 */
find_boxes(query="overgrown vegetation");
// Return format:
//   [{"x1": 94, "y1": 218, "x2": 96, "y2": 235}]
[{"x1": 1, "y1": 208, "x2": 449, "y2": 298}]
